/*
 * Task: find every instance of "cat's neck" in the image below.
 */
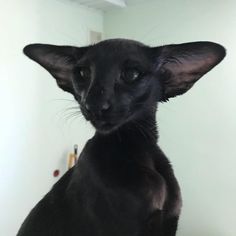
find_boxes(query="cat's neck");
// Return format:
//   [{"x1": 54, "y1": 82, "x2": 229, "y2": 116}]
[{"x1": 94, "y1": 112, "x2": 158, "y2": 145}]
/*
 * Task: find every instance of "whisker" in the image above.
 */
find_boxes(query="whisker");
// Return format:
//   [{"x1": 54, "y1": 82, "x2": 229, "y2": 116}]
[
  {"x1": 54, "y1": 105, "x2": 82, "y2": 124},
  {"x1": 67, "y1": 112, "x2": 83, "y2": 127},
  {"x1": 49, "y1": 98, "x2": 77, "y2": 103}
]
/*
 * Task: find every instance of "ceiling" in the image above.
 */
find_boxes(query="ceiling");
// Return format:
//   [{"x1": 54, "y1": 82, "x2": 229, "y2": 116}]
[{"x1": 74, "y1": 0, "x2": 148, "y2": 11}]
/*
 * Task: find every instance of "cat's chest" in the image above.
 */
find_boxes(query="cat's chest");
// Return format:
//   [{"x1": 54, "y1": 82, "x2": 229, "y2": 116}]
[
  {"x1": 77, "y1": 141, "x2": 166, "y2": 212},
  {"x1": 86, "y1": 140, "x2": 156, "y2": 186},
  {"x1": 66, "y1": 141, "x2": 167, "y2": 235}
]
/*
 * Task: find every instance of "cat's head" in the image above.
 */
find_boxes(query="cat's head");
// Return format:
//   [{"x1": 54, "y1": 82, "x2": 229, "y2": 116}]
[{"x1": 23, "y1": 39, "x2": 225, "y2": 133}]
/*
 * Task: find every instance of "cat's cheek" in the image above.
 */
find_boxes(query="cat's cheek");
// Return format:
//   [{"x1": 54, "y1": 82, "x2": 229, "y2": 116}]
[{"x1": 73, "y1": 93, "x2": 81, "y2": 103}]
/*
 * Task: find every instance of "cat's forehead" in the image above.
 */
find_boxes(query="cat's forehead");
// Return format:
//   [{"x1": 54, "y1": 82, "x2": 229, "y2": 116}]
[
  {"x1": 82, "y1": 39, "x2": 149, "y2": 64},
  {"x1": 95, "y1": 38, "x2": 146, "y2": 48}
]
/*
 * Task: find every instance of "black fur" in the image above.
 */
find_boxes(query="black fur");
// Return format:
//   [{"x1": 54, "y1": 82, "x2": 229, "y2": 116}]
[{"x1": 18, "y1": 39, "x2": 225, "y2": 236}]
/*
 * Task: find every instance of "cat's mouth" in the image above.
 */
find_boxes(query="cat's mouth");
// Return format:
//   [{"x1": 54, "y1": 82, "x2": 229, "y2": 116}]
[{"x1": 80, "y1": 105, "x2": 128, "y2": 133}]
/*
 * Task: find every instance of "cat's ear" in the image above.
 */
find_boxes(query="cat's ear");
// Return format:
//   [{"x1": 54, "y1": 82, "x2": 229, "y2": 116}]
[
  {"x1": 152, "y1": 42, "x2": 226, "y2": 101},
  {"x1": 23, "y1": 44, "x2": 89, "y2": 93}
]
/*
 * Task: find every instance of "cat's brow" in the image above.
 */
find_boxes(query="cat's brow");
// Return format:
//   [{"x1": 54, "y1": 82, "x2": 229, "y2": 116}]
[
  {"x1": 124, "y1": 58, "x2": 149, "y2": 69},
  {"x1": 76, "y1": 58, "x2": 92, "y2": 67}
]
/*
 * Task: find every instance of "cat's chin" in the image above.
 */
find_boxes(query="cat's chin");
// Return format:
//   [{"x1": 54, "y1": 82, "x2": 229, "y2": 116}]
[{"x1": 92, "y1": 120, "x2": 120, "y2": 134}]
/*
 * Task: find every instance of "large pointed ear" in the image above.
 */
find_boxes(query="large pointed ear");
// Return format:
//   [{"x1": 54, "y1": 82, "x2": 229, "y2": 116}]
[
  {"x1": 23, "y1": 44, "x2": 89, "y2": 93},
  {"x1": 152, "y1": 42, "x2": 226, "y2": 101}
]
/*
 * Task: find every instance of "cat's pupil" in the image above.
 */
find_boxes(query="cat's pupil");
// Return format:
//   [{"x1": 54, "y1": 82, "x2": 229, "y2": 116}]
[{"x1": 122, "y1": 68, "x2": 140, "y2": 83}]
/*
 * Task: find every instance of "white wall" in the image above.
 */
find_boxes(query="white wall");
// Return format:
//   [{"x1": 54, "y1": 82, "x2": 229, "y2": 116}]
[
  {"x1": 0, "y1": 0, "x2": 103, "y2": 235},
  {"x1": 105, "y1": 1, "x2": 236, "y2": 236},
  {"x1": 1, "y1": 0, "x2": 235, "y2": 235}
]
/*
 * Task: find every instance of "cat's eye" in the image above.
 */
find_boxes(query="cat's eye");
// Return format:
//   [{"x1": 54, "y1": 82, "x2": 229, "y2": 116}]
[
  {"x1": 121, "y1": 68, "x2": 141, "y2": 83},
  {"x1": 78, "y1": 67, "x2": 91, "y2": 79}
]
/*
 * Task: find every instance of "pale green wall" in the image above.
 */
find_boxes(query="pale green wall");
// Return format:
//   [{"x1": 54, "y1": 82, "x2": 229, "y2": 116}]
[
  {"x1": 105, "y1": 1, "x2": 236, "y2": 236},
  {"x1": 0, "y1": 1, "x2": 103, "y2": 235}
]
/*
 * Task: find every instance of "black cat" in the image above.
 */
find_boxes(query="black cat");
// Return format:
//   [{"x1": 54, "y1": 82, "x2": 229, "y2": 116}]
[{"x1": 17, "y1": 39, "x2": 225, "y2": 236}]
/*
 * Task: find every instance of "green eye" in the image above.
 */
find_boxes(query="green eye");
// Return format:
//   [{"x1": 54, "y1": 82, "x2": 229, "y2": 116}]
[{"x1": 121, "y1": 68, "x2": 141, "y2": 83}]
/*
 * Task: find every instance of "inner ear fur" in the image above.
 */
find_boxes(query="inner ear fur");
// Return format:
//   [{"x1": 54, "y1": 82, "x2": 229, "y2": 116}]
[
  {"x1": 23, "y1": 44, "x2": 89, "y2": 93},
  {"x1": 152, "y1": 41, "x2": 226, "y2": 101}
]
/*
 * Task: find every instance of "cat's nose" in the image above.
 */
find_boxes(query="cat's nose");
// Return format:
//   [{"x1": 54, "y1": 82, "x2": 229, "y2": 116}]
[
  {"x1": 101, "y1": 102, "x2": 111, "y2": 111},
  {"x1": 85, "y1": 101, "x2": 111, "y2": 115}
]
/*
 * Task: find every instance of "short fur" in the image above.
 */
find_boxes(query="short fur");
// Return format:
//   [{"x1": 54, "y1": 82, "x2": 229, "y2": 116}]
[{"x1": 17, "y1": 39, "x2": 225, "y2": 236}]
